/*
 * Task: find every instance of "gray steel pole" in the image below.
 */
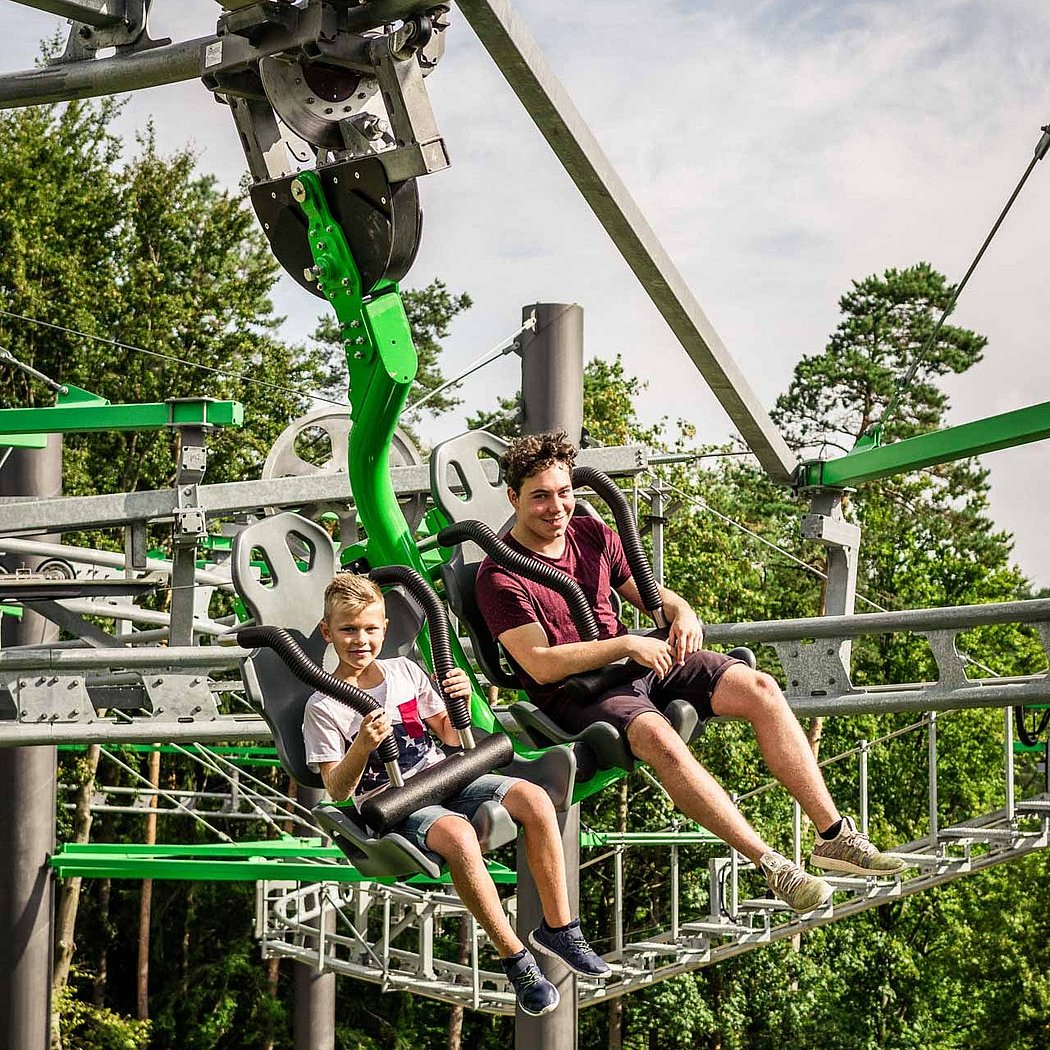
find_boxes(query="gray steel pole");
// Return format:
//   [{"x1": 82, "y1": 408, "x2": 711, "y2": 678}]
[
  {"x1": 0, "y1": 37, "x2": 210, "y2": 109},
  {"x1": 0, "y1": 436, "x2": 61, "y2": 1050},
  {"x1": 514, "y1": 808, "x2": 579, "y2": 1050},
  {"x1": 293, "y1": 785, "x2": 336, "y2": 1050},
  {"x1": 515, "y1": 303, "x2": 581, "y2": 1050},
  {"x1": 519, "y1": 303, "x2": 585, "y2": 445}
]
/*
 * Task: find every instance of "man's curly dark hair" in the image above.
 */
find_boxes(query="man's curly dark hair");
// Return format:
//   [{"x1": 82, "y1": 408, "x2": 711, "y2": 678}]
[{"x1": 501, "y1": 430, "x2": 577, "y2": 493}]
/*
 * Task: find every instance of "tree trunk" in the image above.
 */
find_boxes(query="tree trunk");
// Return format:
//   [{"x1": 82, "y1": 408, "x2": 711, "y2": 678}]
[
  {"x1": 809, "y1": 577, "x2": 828, "y2": 761},
  {"x1": 446, "y1": 916, "x2": 472, "y2": 1050},
  {"x1": 262, "y1": 956, "x2": 281, "y2": 1050},
  {"x1": 53, "y1": 744, "x2": 102, "y2": 992},
  {"x1": 92, "y1": 876, "x2": 111, "y2": 1007},
  {"x1": 136, "y1": 748, "x2": 161, "y2": 1020},
  {"x1": 807, "y1": 717, "x2": 824, "y2": 761}
]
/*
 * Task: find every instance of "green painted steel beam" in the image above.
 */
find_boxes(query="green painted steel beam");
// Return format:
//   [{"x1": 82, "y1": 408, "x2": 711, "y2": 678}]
[
  {"x1": 797, "y1": 400, "x2": 1050, "y2": 489},
  {"x1": 0, "y1": 432, "x2": 46, "y2": 449},
  {"x1": 0, "y1": 386, "x2": 243, "y2": 436},
  {"x1": 50, "y1": 839, "x2": 516, "y2": 885}
]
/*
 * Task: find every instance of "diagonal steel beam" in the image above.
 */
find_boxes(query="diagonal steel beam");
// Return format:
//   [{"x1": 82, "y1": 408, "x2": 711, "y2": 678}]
[
  {"x1": 454, "y1": 0, "x2": 797, "y2": 483},
  {"x1": 0, "y1": 35, "x2": 208, "y2": 108},
  {"x1": 9, "y1": 0, "x2": 124, "y2": 27}
]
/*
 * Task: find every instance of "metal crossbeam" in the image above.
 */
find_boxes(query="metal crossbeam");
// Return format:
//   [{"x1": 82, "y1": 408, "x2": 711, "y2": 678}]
[
  {"x1": 798, "y1": 400, "x2": 1050, "y2": 489},
  {"x1": 0, "y1": 443, "x2": 649, "y2": 534}
]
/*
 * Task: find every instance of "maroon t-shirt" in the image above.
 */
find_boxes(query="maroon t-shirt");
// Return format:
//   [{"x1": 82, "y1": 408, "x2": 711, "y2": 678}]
[{"x1": 475, "y1": 516, "x2": 632, "y2": 705}]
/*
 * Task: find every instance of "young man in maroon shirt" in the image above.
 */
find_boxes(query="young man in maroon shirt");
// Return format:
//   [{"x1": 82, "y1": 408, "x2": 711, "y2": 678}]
[{"x1": 476, "y1": 431, "x2": 906, "y2": 913}]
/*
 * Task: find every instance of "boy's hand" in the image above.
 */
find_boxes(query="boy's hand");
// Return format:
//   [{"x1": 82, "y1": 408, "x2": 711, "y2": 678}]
[
  {"x1": 441, "y1": 667, "x2": 472, "y2": 701},
  {"x1": 353, "y1": 710, "x2": 391, "y2": 753}
]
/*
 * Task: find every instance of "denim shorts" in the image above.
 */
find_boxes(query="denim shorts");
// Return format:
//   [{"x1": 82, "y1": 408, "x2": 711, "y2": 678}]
[{"x1": 395, "y1": 773, "x2": 521, "y2": 852}]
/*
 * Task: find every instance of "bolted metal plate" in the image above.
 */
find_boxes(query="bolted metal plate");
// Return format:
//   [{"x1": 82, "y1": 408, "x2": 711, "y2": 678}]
[
  {"x1": 249, "y1": 155, "x2": 422, "y2": 297},
  {"x1": 772, "y1": 638, "x2": 853, "y2": 698},
  {"x1": 6, "y1": 673, "x2": 95, "y2": 724},
  {"x1": 141, "y1": 674, "x2": 221, "y2": 722}
]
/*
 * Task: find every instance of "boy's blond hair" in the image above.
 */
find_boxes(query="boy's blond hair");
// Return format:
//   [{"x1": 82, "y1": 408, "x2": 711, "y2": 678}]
[{"x1": 323, "y1": 573, "x2": 385, "y2": 623}]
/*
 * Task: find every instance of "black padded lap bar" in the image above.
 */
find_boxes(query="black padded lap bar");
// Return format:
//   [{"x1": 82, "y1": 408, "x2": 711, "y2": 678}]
[{"x1": 359, "y1": 732, "x2": 514, "y2": 833}]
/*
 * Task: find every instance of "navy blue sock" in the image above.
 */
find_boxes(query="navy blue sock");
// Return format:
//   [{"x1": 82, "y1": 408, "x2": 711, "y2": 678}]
[{"x1": 504, "y1": 948, "x2": 527, "y2": 962}]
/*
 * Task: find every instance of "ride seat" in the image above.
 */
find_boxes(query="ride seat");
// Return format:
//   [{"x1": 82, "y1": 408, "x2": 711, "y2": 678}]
[
  {"x1": 430, "y1": 431, "x2": 709, "y2": 775},
  {"x1": 232, "y1": 511, "x2": 575, "y2": 878}
]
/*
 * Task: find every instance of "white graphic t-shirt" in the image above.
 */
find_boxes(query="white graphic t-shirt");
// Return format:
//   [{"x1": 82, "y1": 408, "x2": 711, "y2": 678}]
[{"x1": 302, "y1": 657, "x2": 447, "y2": 803}]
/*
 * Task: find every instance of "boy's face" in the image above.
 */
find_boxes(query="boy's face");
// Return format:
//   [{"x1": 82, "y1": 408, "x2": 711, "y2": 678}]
[
  {"x1": 320, "y1": 600, "x2": 387, "y2": 673},
  {"x1": 508, "y1": 462, "x2": 576, "y2": 544}
]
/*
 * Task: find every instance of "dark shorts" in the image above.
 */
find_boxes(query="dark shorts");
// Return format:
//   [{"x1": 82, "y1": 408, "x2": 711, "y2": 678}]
[{"x1": 542, "y1": 648, "x2": 745, "y2": 737}]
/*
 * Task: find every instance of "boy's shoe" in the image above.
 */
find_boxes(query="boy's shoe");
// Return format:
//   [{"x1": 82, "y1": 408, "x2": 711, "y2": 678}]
[
  {"x1": 501, "y1": 950, "x2": 560, "y2": 1016},
  {"x1": 810, "y1": 816, "x2": 907, "y2": 876},
  {"x1": 529, "y1": 918, "x2": 611, "y2": 979},
  {"x1": 759, "y1": 852, "x2": 834, "y2": 913}
]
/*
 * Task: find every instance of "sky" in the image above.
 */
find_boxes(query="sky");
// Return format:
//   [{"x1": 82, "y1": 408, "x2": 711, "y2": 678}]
[{"x1": 3, "y1": 0, "x2": 1050, "y2": 589}]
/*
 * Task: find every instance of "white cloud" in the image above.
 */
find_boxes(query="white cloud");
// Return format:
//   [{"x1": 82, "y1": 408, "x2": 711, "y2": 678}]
[{"x1": 3, "y1": 0, "x2": 1050, "y2": 587}]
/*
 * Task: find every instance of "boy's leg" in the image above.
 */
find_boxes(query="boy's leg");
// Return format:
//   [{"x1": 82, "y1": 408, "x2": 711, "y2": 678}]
[
  {"x1": 425, "y1": 814, "x2": 523, "y2": 957},
  {"x1": 424, "y1": 808, "x2": 561, "y2": 1015},
  {"x1": 500, "y1": 782, "x2": 572, "y2": 928}
]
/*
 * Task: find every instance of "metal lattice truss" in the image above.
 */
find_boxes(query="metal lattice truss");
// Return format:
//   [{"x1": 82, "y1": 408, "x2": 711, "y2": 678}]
[{"x1": 256, "y1": 705, "x2": 1050, "y2": 1014}]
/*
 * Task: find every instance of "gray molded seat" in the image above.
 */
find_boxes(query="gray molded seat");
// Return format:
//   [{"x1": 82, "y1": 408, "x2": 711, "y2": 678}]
[
  {"x1": 430, "y1": 432, "x2": 705, "y2": 774},
  {"x1": 231, "y1": 511, "x2": 574, "y2": 874}
]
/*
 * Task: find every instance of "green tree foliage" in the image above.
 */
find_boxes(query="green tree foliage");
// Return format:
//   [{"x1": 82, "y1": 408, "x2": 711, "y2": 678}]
[{"x1": 0, "y1": 109, "x2": 324, "y2": 501}]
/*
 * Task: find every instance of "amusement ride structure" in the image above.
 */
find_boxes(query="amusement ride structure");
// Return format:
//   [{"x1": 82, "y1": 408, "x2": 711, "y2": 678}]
[{"x1": 1, "y1": 3, "x2": 1050, "y2": 1049}]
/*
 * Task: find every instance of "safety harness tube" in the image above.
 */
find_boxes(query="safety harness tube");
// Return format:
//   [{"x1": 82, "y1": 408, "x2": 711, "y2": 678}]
[
  {"x1": 437, "y1": 520, "x2": 599, "y2": 640},
  {"x1": 237, "y1": 624, "x2": 404, "y2": 787},
  {"x1": 369, "y1": 563, "x2": 474, "y2": 748},
  {"x1": 572, "y1": 465, "x2": 667, "y2": 627}
]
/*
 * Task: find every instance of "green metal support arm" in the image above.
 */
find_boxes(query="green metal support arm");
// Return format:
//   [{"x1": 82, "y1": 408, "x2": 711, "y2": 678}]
[
  {"x1": 797, "y1": 399, "x2": 1050, "y2": 489},
  {"x1": 0, "y1": 385, "x2": 243, "y2": 436}
]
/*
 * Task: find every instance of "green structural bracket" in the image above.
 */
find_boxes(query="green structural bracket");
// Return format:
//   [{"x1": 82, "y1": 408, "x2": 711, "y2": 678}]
[
  {"x1": 50, "y1": 839, "x2": 515, "y2": 885},
  {"x1": 0, "y1": 385, "x2": 243, "y2": 436},
  {"x1": 0, "y1": 432, "x2": 46, "y2": 449},
  {"x1": 797, "y1": 399, "x2": 1050, "y2": 489},
  {"x1": 291, "y1": 171, "x2": 507, "y2": 742}
]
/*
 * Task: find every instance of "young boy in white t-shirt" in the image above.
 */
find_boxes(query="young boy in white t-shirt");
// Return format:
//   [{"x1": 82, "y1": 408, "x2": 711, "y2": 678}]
[{"x1": 302, "y1": 573, "x2": 609, "y2": 1016}]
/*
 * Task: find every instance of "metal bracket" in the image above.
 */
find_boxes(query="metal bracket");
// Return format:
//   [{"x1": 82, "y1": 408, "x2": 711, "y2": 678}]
[
  {"x1": 919, "y1": 630, "x2": 970, "y2": 688},
  {"x1": 141, "y1": 674, "x2": 221, "y2": 721},
  {"x1": 174, "y1": 486, "x2": 207, "y2": 540},
  {"x1": 54, "y1": 0, "x2": 172, "y2": 63},
  {"x1": 5, "y1": 673, "x2": 95, "y2": 724},
  {"x1": 772, "y1": 638, "x2": 854, "y2": 698}
]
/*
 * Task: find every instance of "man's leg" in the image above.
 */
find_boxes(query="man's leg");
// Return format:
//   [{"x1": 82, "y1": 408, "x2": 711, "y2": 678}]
[
  {"x1": 626, "y1": 712, "x2": 770, "y2": 864},
  {"x1": 709, "y1": 665, "x2": 839, "y2": 832}
]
